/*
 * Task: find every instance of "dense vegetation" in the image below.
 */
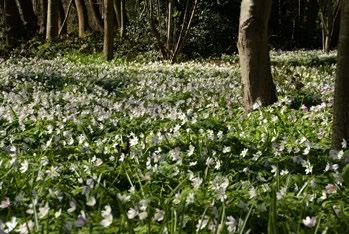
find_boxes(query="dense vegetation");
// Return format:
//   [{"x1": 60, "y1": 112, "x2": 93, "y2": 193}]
[{"x1": 1, "y1": 51, "x2": 349, "y2": 233}]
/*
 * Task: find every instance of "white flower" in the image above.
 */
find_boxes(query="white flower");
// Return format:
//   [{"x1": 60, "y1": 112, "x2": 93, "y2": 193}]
[
  {"x1": 188, "y1": 145, "x2": 195, "y2": 156},
  {"x1": 276, "y1": 187, "x2": 287, "y2": 200},
  {"x1": 100, "y1": 214, "x2": 113, "y2": 227},
  {"x1": 271, "y1": 165, "x2": 278, "y2": 175},
  {"x1": 0, "y1": 197, "x2": 10, "y2": 209},
  {"x1": 303, "y1": 146, "x2": 310, "y2": 155},
  {"x1": 86, "y1": 196, "x2": 96, "y2": 207},
  {"x1": 129, "y1": 135, "x2": 139, "y2": 147},
  {"x1": 5, "y1": 217, "x2": 17, "y2": 233},
  {"x1": 55, "y1": 209, "x2": 62, "y2": 218},
  {"x1": 225, "y1": 216, "x2": 237, "y2": 232},
  {"x1": 117, "y1": 193, "x2": 131, "y2": 203},
  {"x1": 139, "y1": 199, "x2": 148, "y2": 211},
  {"x1": 191, "y1": 176, "x2": 203, "y2": 189},
  {"x1": 342, "y1": 139, "x2": 347, "y2": 149},
  {"x1": 15, "y1": 220, "x2": 34, "y2": 234},
  {"x1": 303, "y1": 216, "x2": 316, "y2": 228},
  {"x1": 127, "y1": 208, "x2": 138, "y2": 219},
  {"x1": 68, "y1": 201, "x2": 76, "y2": 213},
  {"x1": 280, "y1": 169, "x2": 289, "y2": 176},
  {"x1": 100, "y1": 205, "x2": 113, "y2": 227},
  {"x1": 153, "y1": 209, "x2": 164, "y2": 222},
  {"x1": 240, "y1": 148, "x2": 248, "y2": 157},
  {"x1": 223, "y1": 146, "x2": 231, "y2": 154},
  {"x1": 20, "y1": 160, "x2": 29, "y2": 173},
  {"x1": 186, "y1": 192, "x2": 195, "y2": 205},
  {"x1": 196, "y1": 216, "x2": 209, "y2": 231},
  {"x1": 38, "y1": 202, "x2": 50, "y2": 219},
  {"x1": 302, "y1": 160, "x2": 313, "y2": 174},
  {"x1": 325, "y1": 184, "x2": 337, "y2": 194},
  {"x1": 138, "y1": 211, "x2": 148, "y2": 220},
  {"x1": 252, "y1": 100, "x2": 262, "y2": 110},
  {"x1": 249, "y1": 187, "x2": 257, "y2": 199},
  {"x1": 102, "y1": 205, "x2": 112, "y2": 217},
  {"x1": 76, "y1": 210, "x2": 87, "y2": 228}
]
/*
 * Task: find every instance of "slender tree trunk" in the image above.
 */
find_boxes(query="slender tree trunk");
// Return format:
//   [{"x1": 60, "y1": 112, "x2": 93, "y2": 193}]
[
  {"x1": 58, "y1": 0, "x2": 73, "y2": 36},
  {"x1": 4, "y1": 0, "x2": 24, "y2": 46},
  {"x1": 104, "y1": 0, "x2": 114, "y2": 60},
  {"x1": 114, "y1": 0, "x2": 125, "y2": 38},
  {"x1": 324, "y1": 32, "x2": 331, "y2": 53},
  {"x1": 75, "y1": 0, "x2": 86, "y2": 37},
  {"x1": 166, "y1": 0, "x2": 174, "y2": 51},
  {"x1": 46, "y1": 0, "x2": 58, "y2": 41},
  {"x1": 15, "y1": 0, "x2": 37, "y2": 37},
  {"x1": 172, "y1": 0, "x2": 198, "y2": 63},
  {"x1": 57, "y1": 0, "x2": 66, "y2": 34},
  {"x1": 38, "y1": 0, "x2": 47, "y2": 34},
  {"x1": 237, "y1": 0, "x2": 277, "y2": 112},
  {"x1": 332, "y1": 1, "x2": 349, "y2": 150},
  {"x1": 87, "y1": 0, "x2": 103, "y2": 32}
]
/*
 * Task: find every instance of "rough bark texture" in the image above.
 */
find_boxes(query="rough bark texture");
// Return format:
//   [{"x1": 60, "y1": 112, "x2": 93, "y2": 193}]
[
  {"x1": 332, "y1": 1, "x2": 349, "y2": 149},
  {"x1": 103, "y1": 0, "x2": 114, "y2": 60},
  {"x1": 237, "y1": 0, "x2": 277, "y2": 112},
  {"x1": 46, "y1": 0, "x2": 58, "y2": 41}
]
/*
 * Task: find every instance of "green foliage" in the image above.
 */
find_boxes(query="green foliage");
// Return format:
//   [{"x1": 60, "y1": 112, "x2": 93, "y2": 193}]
[{"x1": 0, "y1": 51, "x2": 347, "y2": 233}]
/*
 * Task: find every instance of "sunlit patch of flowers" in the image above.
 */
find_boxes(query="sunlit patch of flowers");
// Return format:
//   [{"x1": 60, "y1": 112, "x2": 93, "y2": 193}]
[{"x1": 0, "y1": 52, "x2": 348, "y2": 233}]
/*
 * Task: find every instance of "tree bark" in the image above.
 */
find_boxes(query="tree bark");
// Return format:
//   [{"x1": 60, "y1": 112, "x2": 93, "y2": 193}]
[
  {"x1": 87, "y1": 0, "x2": 104, "y2": 32},
  {"x1": 75, "y1": 0, "x2": 87, "y2": 37},
  {"x1": 114, "y1": 0, "x2": 125, "y2": 38},
  {"x1": 237, "y1": 0, "x2": 277, "y2": 112},
  {"x1": 332, "y1": 1, "x2": 349, "y2": 149},
  {"x1": 46, "y1": 0, "x2": 58, "y2": 41},
  {"x1": 15, "y1": 0, "x2": 37, "y2": 37},
  {"x1": 38, "y1": 0, "x2": 47, "y2": 34},
  {"x1": 3, "y1": 0, "x2": 24, "y2": 46},
  {"x1": 166, "y1": 0, "x2": 174, "y2": 51},
  {"x1": 103, "y1": 0, "x2": 114, "y2": 60}
]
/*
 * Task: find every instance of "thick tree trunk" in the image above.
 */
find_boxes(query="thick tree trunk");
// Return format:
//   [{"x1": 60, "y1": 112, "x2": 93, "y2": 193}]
[
  {"x1": 75, "y1": 0, "x2": 87, "y2": 37},
  {"x1": 46, "y1": 0, "x2": 58, "y2": 41},
  {"x1": 332, "y1": 1, "x2": 349, "y2": 150},
  {"x1": 103, "y1": 0, "x2": 114, "y2": 60},
  {"x1": 237, "y1": 0, "x2": 277, "y2": 112}
]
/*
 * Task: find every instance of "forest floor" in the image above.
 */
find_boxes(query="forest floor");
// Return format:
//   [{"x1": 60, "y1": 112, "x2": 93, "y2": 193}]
[{"x1": 1, "y1": 50, "x2": 348, "y2": 233}]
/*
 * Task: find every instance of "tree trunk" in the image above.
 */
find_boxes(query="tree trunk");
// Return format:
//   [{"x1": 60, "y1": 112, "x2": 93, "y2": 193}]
[
  {"x1": 15, "y1": 0, "x2": 37, "y2": 37},
  {"x1": 103, "y1": 0, "x2": 114, "y2": 60},
  {"x1": 3, "y1": 0, "x2": 24, "y2": 46},
  {"x1": 87, "y1": 0, "x2": 103, "y2": 32},
  {"x1": 332, "y1": 1, "x2": 349, "y2": 150},
  {"x1": 46, "y1": 0, "x2": 58, "y2": 41},
  {"x1": 166, "y1": 0, "x2": 174, "y2": 52},
  {"x1": 237, "y1": 0, "x2": 277, "y2": 112},
  {"x1": 114, "y1": 0, "x2": 125, "y2": 38},
  {"x1": 38, "y1": 0, "x2": 47, "y2": 34},
  {"x1": 75, "y1": 0, "x2": 86, "y2": 37}
]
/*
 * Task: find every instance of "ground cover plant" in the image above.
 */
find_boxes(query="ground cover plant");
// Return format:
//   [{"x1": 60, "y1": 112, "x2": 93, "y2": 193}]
[{"x1": 0, "y1": 51, "x2": 349, "y2": 233}]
